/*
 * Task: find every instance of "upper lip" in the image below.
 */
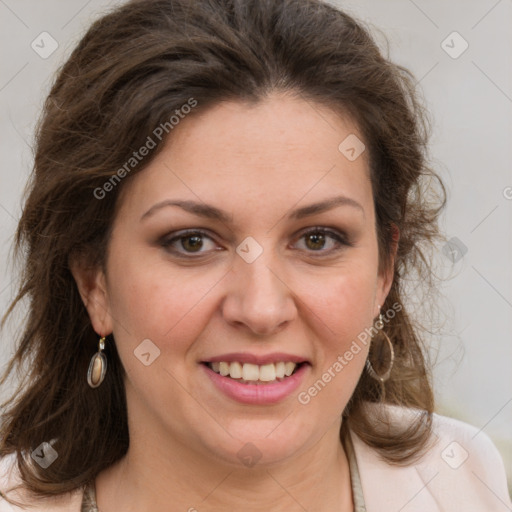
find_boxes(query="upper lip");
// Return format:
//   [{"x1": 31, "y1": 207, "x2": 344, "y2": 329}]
[{"x1": 202, "y1": 352, "x2": 310, "y2": 365}]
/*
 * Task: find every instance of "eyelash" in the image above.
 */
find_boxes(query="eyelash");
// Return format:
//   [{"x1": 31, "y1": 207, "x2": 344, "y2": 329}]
[{"x1": 159, "y1": 227, "x2": 353, "y2": 258}]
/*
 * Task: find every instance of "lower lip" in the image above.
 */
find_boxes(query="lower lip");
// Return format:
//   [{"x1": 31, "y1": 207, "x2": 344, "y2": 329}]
[{"x1": 201, "y1": 363, "x2": 309, "y2": 405}]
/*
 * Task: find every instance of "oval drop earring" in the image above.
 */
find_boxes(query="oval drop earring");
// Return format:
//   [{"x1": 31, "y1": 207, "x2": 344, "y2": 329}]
[{"x1": 87, "y1": 336, "x2": 107, "y2": 388}]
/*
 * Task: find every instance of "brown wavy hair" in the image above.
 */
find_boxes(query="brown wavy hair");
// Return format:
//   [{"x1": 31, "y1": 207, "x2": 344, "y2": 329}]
[{"x1": 0, "y1": 0, "x2": 446, "y2": 500}]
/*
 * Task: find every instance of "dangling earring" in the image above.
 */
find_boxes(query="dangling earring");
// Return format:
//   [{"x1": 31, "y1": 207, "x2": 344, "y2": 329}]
[
  {"x1": 87, "y1": 336, "x2": 107, "y2": 388},
  {"x1": 366, "y1": 309, "x2": 394, "y2": 383}
]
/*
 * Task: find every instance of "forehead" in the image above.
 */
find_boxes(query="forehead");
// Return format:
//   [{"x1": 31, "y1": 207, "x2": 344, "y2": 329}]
[{"x1": 116, "y1": 93, "x2": 373, "y2": 223}]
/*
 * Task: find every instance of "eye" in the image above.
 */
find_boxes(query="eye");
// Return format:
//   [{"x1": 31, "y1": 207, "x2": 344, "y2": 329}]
[
  {"x1": 293, "y1": 227, "x2": 351, "y2": 255},
  {"x1": 159, "y1": 226, "x2": 352, "y2": 259},
  {"x1": 160, "y1": 229, "x2": 219, "y2": 256}
]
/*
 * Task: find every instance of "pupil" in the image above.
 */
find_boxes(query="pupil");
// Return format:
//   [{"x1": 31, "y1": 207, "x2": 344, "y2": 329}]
[
  {"x1": 307, "y1": 232, "x2": 325, "y2": 250},
  {"x1": 183, "y1": 235, "x2": 203, "y2": 252}
]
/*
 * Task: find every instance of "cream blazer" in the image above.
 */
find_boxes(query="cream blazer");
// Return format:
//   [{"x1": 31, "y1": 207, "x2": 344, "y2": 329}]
[{"x1": 1, "y1": 405, "x2": 511, "y2": 511}]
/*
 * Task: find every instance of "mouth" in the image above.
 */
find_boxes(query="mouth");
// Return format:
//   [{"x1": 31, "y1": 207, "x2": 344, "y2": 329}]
[
  {"x1": 202, "y1": 361, "x2": 308, "y2": 385},
  {"x1": 200, "y1": 358, "x2": 310, "y2": 404}
]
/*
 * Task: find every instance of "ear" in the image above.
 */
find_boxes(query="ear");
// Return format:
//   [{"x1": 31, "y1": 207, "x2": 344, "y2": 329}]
[
  {"x1": 69, "y1": 255, "x2": 113, "y2": 337},
  {"x1": 374, "y1": 223, "x2": 399, "y2": 317}
]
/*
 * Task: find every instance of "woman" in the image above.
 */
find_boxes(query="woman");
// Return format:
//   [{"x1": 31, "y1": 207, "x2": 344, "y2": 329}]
[{"x1": 0, "y1": 0, "x2": 510, "y2": 510}]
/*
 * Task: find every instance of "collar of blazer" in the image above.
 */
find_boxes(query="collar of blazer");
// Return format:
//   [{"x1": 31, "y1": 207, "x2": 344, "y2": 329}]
[{"x1": 349, "y1": 402, "x2": 512, "y2": 512}]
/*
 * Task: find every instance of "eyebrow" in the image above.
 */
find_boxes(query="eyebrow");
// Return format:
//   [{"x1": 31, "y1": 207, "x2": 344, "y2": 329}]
[{"x1": 140, "y1": 195, "x2": 364, "y2": 223}]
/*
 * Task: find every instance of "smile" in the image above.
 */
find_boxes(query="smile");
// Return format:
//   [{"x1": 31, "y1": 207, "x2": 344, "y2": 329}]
[
  {"x1": 201, "y1": 361, "x2": 310, "y2": 404},
  {"x1": 205, "y1": 361, "x2": 302, "y2": 384}
]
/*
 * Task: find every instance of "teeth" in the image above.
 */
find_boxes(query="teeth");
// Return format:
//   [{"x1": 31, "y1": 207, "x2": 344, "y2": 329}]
[
  {"x1": 219, "y1": 362, "x2": 229, "y2": 376},
  {"x1": 275, "y1": 362, "x2": 285, "y2": 379},
  {"x1": 259, "y1": 364, "x2": 276, "y2": 382},
  {"x1": 284, "y1": 362, "x2": 296, "y2": 377},
  {"x1": 209, "y1": 361, "x2": 300, "y2": 382},
  {"x1": 242, "y1": 363, "x2": 259, "y2": 381},
  {"x1": 230, "y1": 361, "x2": 243, "y2": 379}
]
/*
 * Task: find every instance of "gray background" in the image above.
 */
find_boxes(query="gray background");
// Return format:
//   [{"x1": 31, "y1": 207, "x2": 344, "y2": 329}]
[{"x1": 1, "y1": 0, "x2": 511, "y2": 491}]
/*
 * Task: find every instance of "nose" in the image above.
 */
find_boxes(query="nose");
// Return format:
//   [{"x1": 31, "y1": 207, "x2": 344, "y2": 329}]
[{"x1": 221, "y1": 252, "x2": 297, "y2": 337}]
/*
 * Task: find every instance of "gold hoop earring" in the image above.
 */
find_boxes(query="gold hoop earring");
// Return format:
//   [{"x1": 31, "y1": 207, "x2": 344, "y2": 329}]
[
  {"x1": 87, "y1": 337, "x2": 107, "y2": 388},
  {"x1": 366, "y1": 313, "x2": 394, "y2": 383}
]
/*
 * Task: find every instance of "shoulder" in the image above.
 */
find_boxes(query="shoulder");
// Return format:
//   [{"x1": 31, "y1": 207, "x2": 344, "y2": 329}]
[
  {"x1": 0, "y1": 453, "x2": 83, "y2": 512},
  {"x1": 350, "y1": 403, "x2": 512, "y2": 512},
  {"x1": 387, "y1": 404, "x2": 509, "y2": 482}
]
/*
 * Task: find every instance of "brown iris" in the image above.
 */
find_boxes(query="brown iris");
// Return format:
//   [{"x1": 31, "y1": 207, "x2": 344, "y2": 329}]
[
  {"x1": 181, "y1": 234, "x2": 203, "y2": 252},
  {"x1": 305, "y1": 232, "x2": 326, "y2": 250}
]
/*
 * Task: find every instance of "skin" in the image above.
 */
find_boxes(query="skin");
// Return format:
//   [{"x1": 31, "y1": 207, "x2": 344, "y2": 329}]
[{"x1": 72, "y1": 92, "x2": 397, "y2": 512}]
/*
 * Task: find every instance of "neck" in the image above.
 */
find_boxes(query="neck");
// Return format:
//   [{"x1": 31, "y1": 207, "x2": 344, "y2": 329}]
[{"x1": 95, "y1": 418, "x2": 353, "y2": 512}]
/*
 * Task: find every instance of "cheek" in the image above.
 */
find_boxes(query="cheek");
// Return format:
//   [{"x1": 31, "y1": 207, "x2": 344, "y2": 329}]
[
  {"x1": 301, "y1": 264, "x2": 377, "y2": 338},
  {"x1": 289, "y1": 257, "x2": 377, "y2": 390},
  {"x1": 293, "y1": 271, "x2": 375, "y2": 411},
  {"x1": 105, "y1": 244, "x2": 229, "y2": 358}
]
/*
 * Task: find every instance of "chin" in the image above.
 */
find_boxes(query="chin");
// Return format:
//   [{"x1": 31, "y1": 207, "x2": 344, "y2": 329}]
[{"x1": 195, "y1": 421, "x2": 318, "y2": 469}]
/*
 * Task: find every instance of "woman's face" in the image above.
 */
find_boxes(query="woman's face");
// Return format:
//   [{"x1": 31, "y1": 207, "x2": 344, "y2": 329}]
[{"x1": 81, "y1": 92, "x2": 394, "y2": 467}]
